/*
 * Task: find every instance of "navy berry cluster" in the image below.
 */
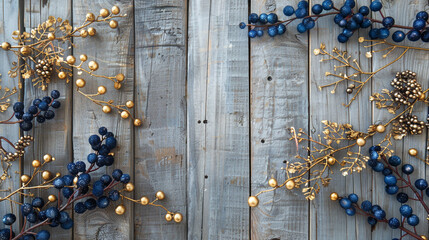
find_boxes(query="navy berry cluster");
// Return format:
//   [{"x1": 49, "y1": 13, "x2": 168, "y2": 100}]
[
  {"x1": 335, "y1": 146, "x2": 429, "y2": 240},
  {"x1": 0, "y1": 128, "x2": 134, "y2": 240},
  {"x1": 11, "y1": 90, "x2": 61, "y2": 131},
  {"x1": 240, "y1": 0, "x2": 429, "y2": 43},
  {"x1": 86, "y1": 126, "x2": 117, "y2": 168}
]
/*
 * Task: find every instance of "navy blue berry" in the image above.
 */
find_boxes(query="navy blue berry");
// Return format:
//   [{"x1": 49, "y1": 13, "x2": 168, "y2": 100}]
[
  {"x1": 249, "y1": 13, "x2": 259, "y2": 23},
  {"x1": 396, "y1": 192, "x2": 408, "y2": 203},
  {"x1": 339, "y1": 198, "x2": 352, "y2": 209},
  {"x1": 36, "y1": 230, "x2": 50, "y2": 240},
  {"x1": 97, "y1": 196, "x2": 110, "y2": 209},
  {"x1": 13, "y1": 102, "x2": 24, "y2": 112},
  {"x1": 51, "y1": 90, "x2": 60, "y2": 99},
  {"x1": 112, "y1": 169, "x2": 123, "y2": 181},
  {"x1": 414, "y1": 179, "x2": 428, "y2": 190},
  {"x1": 388, "y1": 217, "x2": 400, "y2": 229},
  {"x1": 311, "y1": 4, "x2": 323, "y2": 15},
  {"x1": 407, "y1": 214, "x2": 419, "y2": 226},
  {"x1": 361, "y1": 200, "x2": 372, "y2": 211},
  {"x1": 401, "y1": 164, "x2": 414, "y2": 175},
  {"x1": 283, "y1": 6, "x2": 294, "y2": 16},
  {"x1": 32, "y1": 197, "x2": 44, "y2": 208},
  {"x1": 399, "y1": 204, "x2": 412, "y2": 217},
  {"x1": 2, "y1": 214, "x2": 16, "y2": 225},
  {"x1": 382, "y1": 17, "x2": 395, "y2": 28},
  {"x1": 370, "y1": 0, "x2": 382, "y2": 11}
]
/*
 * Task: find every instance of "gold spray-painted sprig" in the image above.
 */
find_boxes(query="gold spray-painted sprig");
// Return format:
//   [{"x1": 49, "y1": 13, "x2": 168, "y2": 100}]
[
  {"x1": 0, "y1": 80, "x2": 17, "y2": 113},
  {"x1": 119, "y1": 190, "x2": 183, "y2": 223},
  {"x1": 0, "y1": 6, "x2": 141, "y2": 126},
  {"x1": 0, "y1": 135, "x2": 33, "y2": 184},
  {"x1": 3, "y1": 152, "x2": 183, "y2": 239},
  {"x1": 76, "y1": 85, "x2": 142, "y2": 127},
  {"x1": 407, "y1": 148, "x2": 429, "y2": 166},
  {"x1": 314, "y1": 38, "x2": 429, "y2": 107},
  {"x1": 0, "y1": 154, "x2": 60, "y2": 207},
  {"x1": 249, "y1": 87, "x2": 428, "y2": 205},
  {"x1": 2, "y1": 6, "x2": 126, "y2": 90}
]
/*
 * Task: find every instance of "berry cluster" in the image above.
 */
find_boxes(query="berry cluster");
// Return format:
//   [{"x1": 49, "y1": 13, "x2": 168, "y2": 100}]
[
  {"x1": 1, "y1": 136, "x2": 33, "y2": 163},
  {"x1": 0, "y1": 127, "x2": 182, "y2": 240},
  {"x1": 391, "y1": 70, "x2": 423, "y2": 105},
  {"x1": 85, "y1": 127, "x2": 117, "y2": 168},
  {"x1": 240, "y1": 0, "x2": 429, "y2": 43},
  {"x1": 333, "y1": 147, "x2": 429, "y2": 240},
  {"x1": 395, "y1": 114, "x2": 426, "y2": 136},
  {"x1": 11, "y1": 90, "x2": 61, "y2": 131},
  {"x1": 0, "y1": 129, "x2": 122, "y2": 240},
  {"x1": 35, "y1": 59, "x2": 54, "y2": 83}
]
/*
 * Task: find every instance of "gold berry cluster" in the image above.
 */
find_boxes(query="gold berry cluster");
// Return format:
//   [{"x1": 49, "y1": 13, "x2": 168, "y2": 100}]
[
  {"x1": 1, "y1": 5, "x2": 142, "y2": 126},
  {"x1": 248, "y1": 68, "x2": 428, "y2": 205}
]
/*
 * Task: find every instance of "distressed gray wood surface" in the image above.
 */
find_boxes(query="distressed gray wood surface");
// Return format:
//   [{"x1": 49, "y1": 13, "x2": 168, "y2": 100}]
[
  {"x1": 188, "y1": 0, "x2": 250, "y2": 239},
  {"x1": 72, "y1": 0, "x2": 134, "y2": 239},
  {"x1": 309, "y1": 1, "x2": 374, "y2": 239},
  {"x1": 0, "y1": 0, "x2": 21, "y2": 233},
  {"x1": 309, "y1": 1, "x2": 351, "y2": 239},
  {"x1": 133, "y1": 0, "x2": 187, "y2": 239},
  {"x1": 23, "y1": 0, "x2": 73, "y2": 238},
  {"x1": 187, "y1": 0, "x2": 210, "y2": 238},
  {"x1": 250, "y1": 0, "x2": 309, "y2": 239},
  {"x1": 372, "y1": 2, "x2": 429, "y2": 240},
  {"x1": 0, "y1": 0, "x2": 428, "y2": 239}
]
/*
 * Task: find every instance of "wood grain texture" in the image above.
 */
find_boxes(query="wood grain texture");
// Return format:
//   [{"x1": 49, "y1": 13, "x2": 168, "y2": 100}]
[
  {"x1": 0, "y1": 0, "x2": 21, "y2": 233},
  {"x1": 71, "y1": 1, "x2": 134, "y2": 239},
  {"x1": 372, "y1": 2, "x2": 429, "y2": 239},
  {"x1": 250, "y1": 1, "x2": 309, "y2": 239},
  {"x1": 188, "y1": 0, "x2": 251, "y2": 238},
  {"x1": 187, "y1": 0, "x2": 210, "y2": 238},
  {"x1": 22, "y1": 0, "x2": 73, "y2": 238},
  {"x1": 308, "y1": 0, "x2": 372, "y2": 239},
  {"x1": 133, "y1": 0, "x2": 187, "y2": 239},
  {"x1": 188, "y1": 0, "x2": 250, "y2": 239},
  {"x1": 0, "y1": 0, "x2": 427, "y2": 239},
  {"x1": 344, "y1": 2, "x2": 372, "y2": 240}
]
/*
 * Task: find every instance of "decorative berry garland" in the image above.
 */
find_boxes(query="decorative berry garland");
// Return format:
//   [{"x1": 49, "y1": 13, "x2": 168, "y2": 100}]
[
  {"x1": 315, "y1": 38, "x2": 429, "y2": 107},
  {"x1": 248, "y1": 70, "x2": 428, "y2": 205},
  {"x1": 332, "y1": 148, "x2": 429, "y2": 240},
  {"x1": 240, "y1": 0, "x2": 429, "y2": 43},
  {"x1": 0, "y1": 90, "x2": 62, "y2": 184},
  {"x1": 7, "y1": 90, "x2": 62, "y2": 132},
  {"x1": 0, "y1": 128, "x2": 181, "y2": 240},
  {"x1": 0, "y1": 5, "x2": 142, "y2": 126}
]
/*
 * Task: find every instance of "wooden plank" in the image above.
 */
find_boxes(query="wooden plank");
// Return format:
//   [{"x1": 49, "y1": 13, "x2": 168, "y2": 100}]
[
  {"x1": 187, "y1": 0, "x2": 209, "y2": 238},
  {"x1": 201, "y1": 0, "x2": 250, "y2": 239},
  {"x1": 133, "y1": 0, "x2": 187, "y2": 239},
  {"x1": 0, "y1": 0, "x2": 21, "y2": 233},
  {"x1": 371, "y1": 1, "x2": 429, "y2": 239},
  {"x1": 22, "y1": 0, "x2": 73, "y2": 238},
  {"x1": 308, "y1": 0, "x2": 371, "y2": 239},
  {"x1": 71, "y1": 0, "x2": 134, "y2": 239},
  {"x1": 187, "y1": 0, "x2": 250, "y2": 239},
  {"x1": 249, "y1": 0, "x2": 309, "y2": 239},
  {"x1": 344, "y1": 2, "x2": 373, "y2": 240}
]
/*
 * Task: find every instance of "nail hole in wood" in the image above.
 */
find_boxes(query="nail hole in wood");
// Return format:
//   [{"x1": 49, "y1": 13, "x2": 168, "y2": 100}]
[
  {"x1": 267, "y1": 76, "x2": 272, "y2": 81},
  {"x1": 197, "y1": 120, "x2": 201, "y2": 124},
  {"x1": 203, "y1": 120, "x2": 208, "y2": 124},
  {"x1": 204, "y1": 175, "x2": 208, "y2": 179},
  {"x1": 261, "y1": 139, "x2": 265, "y2": 143}
]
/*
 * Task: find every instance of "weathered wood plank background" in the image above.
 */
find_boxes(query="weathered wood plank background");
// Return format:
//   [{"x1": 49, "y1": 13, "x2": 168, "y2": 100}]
[{"x1": 0, "y1": 0, "x2": 428, "y2": 239}]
